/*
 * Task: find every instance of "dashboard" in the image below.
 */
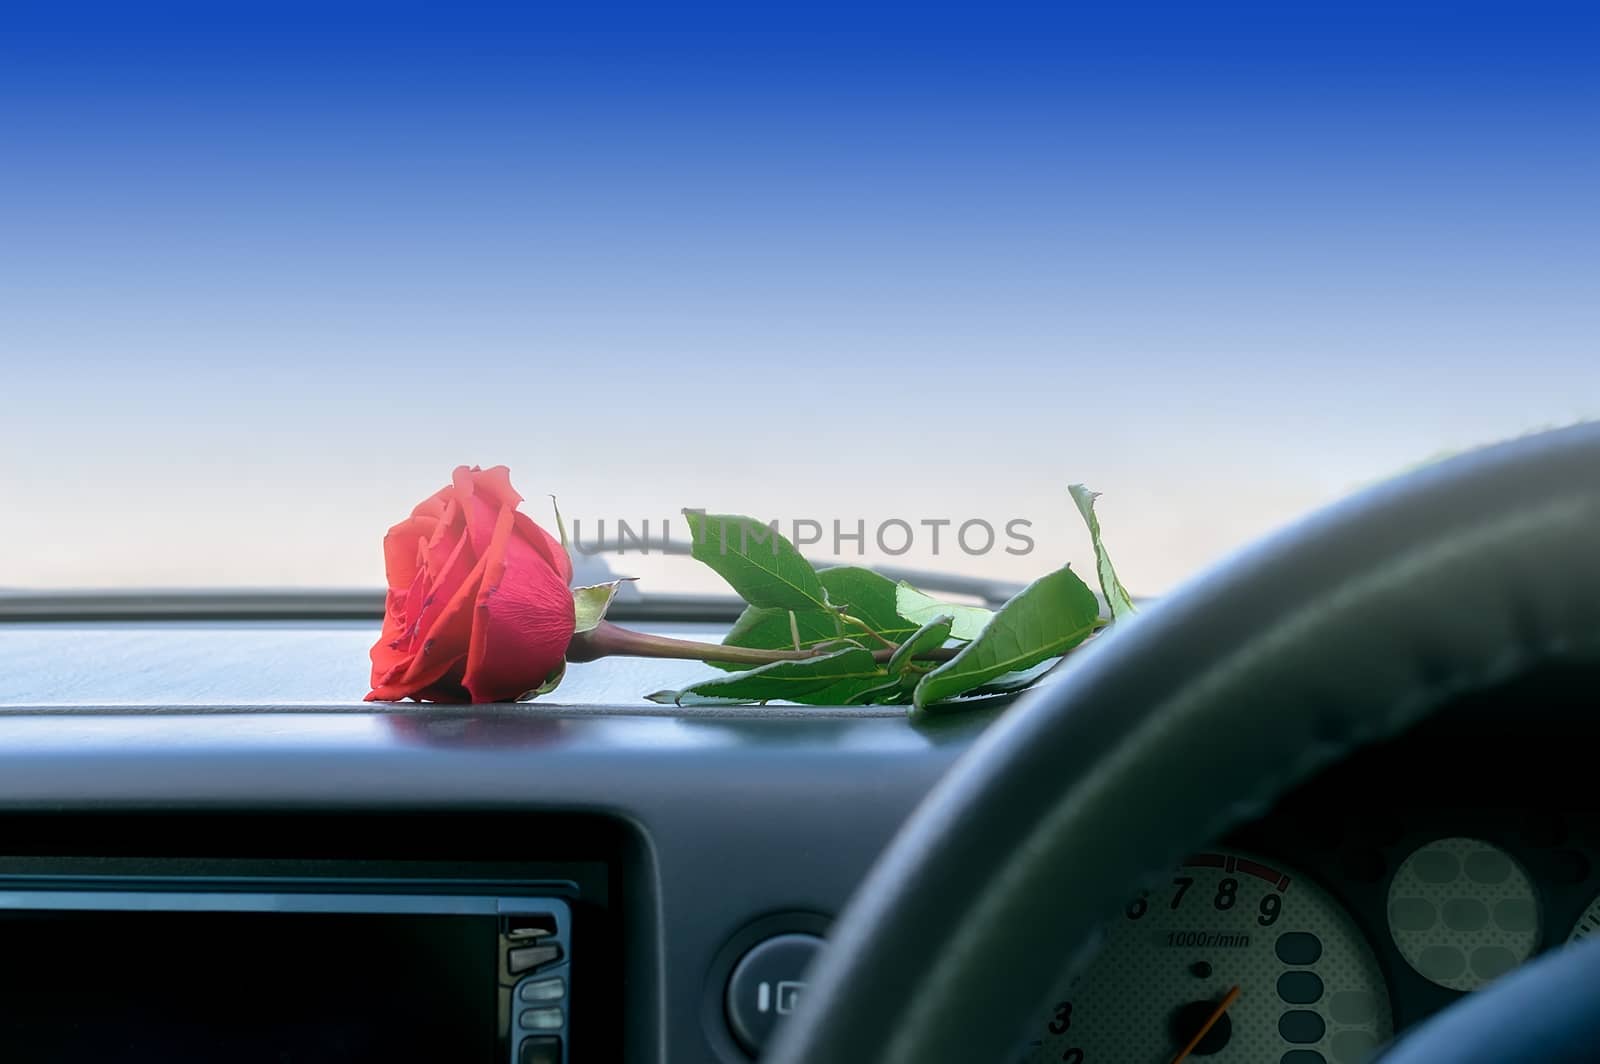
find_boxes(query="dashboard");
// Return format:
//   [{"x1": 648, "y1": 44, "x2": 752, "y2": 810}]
[
  {"x1": 0, "y1": 611, "x2": 977, "y2": 1064},
  {"x1": 0, "y1": 615, "x2": 1593, "y2": 1063}
]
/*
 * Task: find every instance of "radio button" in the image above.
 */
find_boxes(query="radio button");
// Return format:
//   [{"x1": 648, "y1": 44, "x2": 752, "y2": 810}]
[
  {"x1": 518, "y1": 977, "x2": 566, "y2": 1003},
  {"x1": 519, "y1": 1006, "x2": 564, "y2": 1030},
  {"x1": 518, "y1": 1036, "x2": 562, "y2": 1064},
  {"x1": 508, "y1": 943, "x2": 562, "y2": 974}
]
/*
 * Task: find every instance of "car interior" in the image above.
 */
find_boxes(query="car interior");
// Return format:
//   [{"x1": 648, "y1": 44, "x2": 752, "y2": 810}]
[
  {"x1": 5, "y1": 5, "x2": 1595, "y2": 1063},
  {"x1": 4, "y1": 426, "x2": 1600, "y2": 1064}
]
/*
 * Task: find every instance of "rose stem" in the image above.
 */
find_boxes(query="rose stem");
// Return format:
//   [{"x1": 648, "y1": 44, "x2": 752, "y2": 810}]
[{"x1": 566, "y1": 620, "x2": 958, "y2": 666}]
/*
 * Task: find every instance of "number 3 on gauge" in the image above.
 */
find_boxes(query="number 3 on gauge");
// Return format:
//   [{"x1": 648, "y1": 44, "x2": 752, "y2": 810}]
[{"x1": 1045, "y1": 1001, "x2": 1082, "y2": 1062}]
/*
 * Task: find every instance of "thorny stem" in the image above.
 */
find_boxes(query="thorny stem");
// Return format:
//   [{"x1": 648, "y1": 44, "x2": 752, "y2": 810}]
[
  {"x1": 566, "y1": 621, "x2": 959, "y2": 667},
  {"x1": 837, "y1": 612, "x2": 898, "y2": 648}
]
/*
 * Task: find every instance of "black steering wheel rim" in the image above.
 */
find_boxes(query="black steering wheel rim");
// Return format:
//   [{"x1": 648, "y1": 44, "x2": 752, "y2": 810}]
[{"x1": 764, "y1": 423, "x2": 1600, "y2": 1064}]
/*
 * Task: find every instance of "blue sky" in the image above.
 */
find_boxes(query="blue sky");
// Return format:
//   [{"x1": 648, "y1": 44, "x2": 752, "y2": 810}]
[{"x1": 3, "y1": 2, "x2": 1596, "y2": 593}]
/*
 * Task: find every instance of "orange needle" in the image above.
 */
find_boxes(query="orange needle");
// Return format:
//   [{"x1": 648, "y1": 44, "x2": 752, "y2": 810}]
[{"x1": 1168, "y1": 984, "x2": 1241, "y2": 1064}]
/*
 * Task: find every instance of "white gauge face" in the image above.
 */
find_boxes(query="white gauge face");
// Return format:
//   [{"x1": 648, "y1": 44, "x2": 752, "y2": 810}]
[
  {"x1": 1386, "y1": 837, "x2": 1541, "y2": 992},
  {"x1": 1023, "y1": 850, "x2": 1392, "y2": 1064},
  {"x1": 1567, "y1": 896, "x2": 1600, "y2": 943}
]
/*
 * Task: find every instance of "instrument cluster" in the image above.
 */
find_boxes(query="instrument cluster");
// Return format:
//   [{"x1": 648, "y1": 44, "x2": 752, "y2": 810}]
[{"x1": 1022, "y1": 686, "x2": 1600, "y2": 1063}]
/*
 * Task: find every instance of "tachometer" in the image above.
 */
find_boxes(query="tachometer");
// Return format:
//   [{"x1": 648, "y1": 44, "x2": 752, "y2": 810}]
[{"x1": 1025, "y1": 850, "x2": 1391, "y2": 1064}]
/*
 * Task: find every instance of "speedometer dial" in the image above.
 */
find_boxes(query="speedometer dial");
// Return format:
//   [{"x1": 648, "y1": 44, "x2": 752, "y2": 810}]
[
  {"x1": 1025, "y1": 850, "x2": 1391, "y2": 1064},
  {"x1": 1567, "y1": 895, "x2": 1600, "y2": 943}
]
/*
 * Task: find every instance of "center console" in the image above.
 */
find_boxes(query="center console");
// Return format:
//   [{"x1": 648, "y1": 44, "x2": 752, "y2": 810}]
[
  {"x1": 0, "y1": 812, "x2": 633, "y2": 1064},
  {"x1": 0, "y1": 890, "x2": 572, "y2": 1063}
]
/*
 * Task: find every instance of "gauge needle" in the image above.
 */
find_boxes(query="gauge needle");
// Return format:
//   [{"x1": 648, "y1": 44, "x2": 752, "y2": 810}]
[{"x1": 1168, "y1": 984, "x2": 1241, "y2": 1064}]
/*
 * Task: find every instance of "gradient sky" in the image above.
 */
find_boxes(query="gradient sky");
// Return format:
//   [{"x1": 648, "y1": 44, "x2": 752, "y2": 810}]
[{"x1": 3, "y1": 2, "x2": 1596, "y2": 594}]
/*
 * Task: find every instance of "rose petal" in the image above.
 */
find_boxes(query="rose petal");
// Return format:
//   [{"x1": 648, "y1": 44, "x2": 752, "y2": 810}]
[
  {"x1": 380, "y1": 515, "x2": 436, "y2": 593},
  {"x1": 513, "y1": 511, "x2": 573, "y2": 586},
  {"x1": 408, "y1": 523, "x2": 475, "y2": 645},
  {"x1": 422, "y1": 496, "x2": 465, "y2": 575},
  {"x1": 469, "y1": 465, "x2": 523, "y2": 509},
  {"x1": 391, "y1": 566, "x2": 482, "y2": 691},
  {"x1": 370, "y1": 535, "x2": 485, "y2": 693},
  {"x1": 365, "y1": 666, "x2": 470, "y2": 704},
  {"x1": 463, "y1": 506, "x2": 576, "y2": 702},
  {"x1": 453, "y1": 469, "x2": 489, "y2": 558},
  {"x1": 409, "y1": 483, "x2": 454, "y2": 520}
]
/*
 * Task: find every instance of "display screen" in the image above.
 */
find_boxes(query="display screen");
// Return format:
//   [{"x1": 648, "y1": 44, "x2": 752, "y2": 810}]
[{"x1": 0, "y1": 910, "x2": 497, "y2": 1063}]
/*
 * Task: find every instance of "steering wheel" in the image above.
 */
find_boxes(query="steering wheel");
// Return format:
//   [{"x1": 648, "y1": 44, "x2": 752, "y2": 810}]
[{"x1": 764, "y1": 423, "x2": 1600, "y2": 1064}]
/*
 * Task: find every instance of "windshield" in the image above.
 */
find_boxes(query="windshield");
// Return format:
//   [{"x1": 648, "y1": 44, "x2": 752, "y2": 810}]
[{"x1": 4, "y1": 6, "x2": 1595, "y2": 599}]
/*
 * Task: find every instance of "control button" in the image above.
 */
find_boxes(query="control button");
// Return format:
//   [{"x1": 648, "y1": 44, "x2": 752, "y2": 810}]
[
  {"x1": 519, "y1": 1006, "x2": 565, "y2": 1030},
  {"x1": 725, "y1": 933, "x2": 824, "y2": 1055},
  {"x1": 518, "y1": 1036, "x2": 562, "y2": 1064},
  {"x1": 509, "y1": 943, "x2": 562, "y2": 975},
  {"x1": 518, "y1": 977, "x2": 567, "y2": 1003}
]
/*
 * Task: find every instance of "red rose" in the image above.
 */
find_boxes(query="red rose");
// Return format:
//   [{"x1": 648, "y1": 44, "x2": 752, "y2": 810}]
[{"x1": 366, "y1": 466, "x2": 574, "y2": 703}]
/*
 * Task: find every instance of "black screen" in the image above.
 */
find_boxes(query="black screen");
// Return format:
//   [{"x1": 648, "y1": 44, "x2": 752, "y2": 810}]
[{"x1": 0, "y1": 910, "x2": 497, "y2": 1063}]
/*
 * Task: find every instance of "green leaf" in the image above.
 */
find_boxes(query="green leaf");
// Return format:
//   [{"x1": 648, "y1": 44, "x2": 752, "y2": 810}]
[
  {"x1": 516, "y1": 661, "x2": 567, "y2": 700},
  {"x1": 888, "y1": 614, "x2": 953, "y2": 674},
  {"x1": 571, "y1": 580, "x2": 632, "y2": 634},
  {"x1": 895, "y1": 583, "x2": 995, "y2": 641},
  {"x1": 645, "y1": 648, "x2": 890, "y2": 706},
  {"x1": 912, "y1": 566, "x2": 1101, "y2": 712},
  {"x1": 1069, "y1": 484, "x2": 1137, "y2": 621},
  {"x1": 710, "y1": 606, "x2": 846, "y2": 672},
  {"x1": 882, "y1": 614, "x2": 956, "y2": 703},
  {"x1": 948, "y1": 657, "x2": 1062, "y2": 698},
  {"x1": 548, "y1": 495, "x2": 571, "y2": 553},
  {"x1": 684, "y1": 511, "x2": 829, "y2": 612},
  {"x1": 711, "y1": 570, "x2": 950, "y2": 679},
  {"x1": 820, "y1": 566, "x2": 923, "y2": 644},
  {"x1": 842, "y1": 674, "x2": 911, "y2": 705},
  {"x1": 803, "y1": 667, "x2": 906, "y2": 706}
]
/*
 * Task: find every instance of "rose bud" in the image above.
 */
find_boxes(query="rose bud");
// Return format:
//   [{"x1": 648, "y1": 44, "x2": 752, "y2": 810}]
[{"x1": 366, "y1": 465, "x2": 574, "y2": 703}]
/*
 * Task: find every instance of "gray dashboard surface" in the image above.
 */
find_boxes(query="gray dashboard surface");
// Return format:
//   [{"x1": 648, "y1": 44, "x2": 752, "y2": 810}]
[
  {"x1": 1, "y1": 620, "x2": 770, "y2": 708},
  {"x1": 0, "y1": 619, "x2": 995, "y2": 1063}
]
